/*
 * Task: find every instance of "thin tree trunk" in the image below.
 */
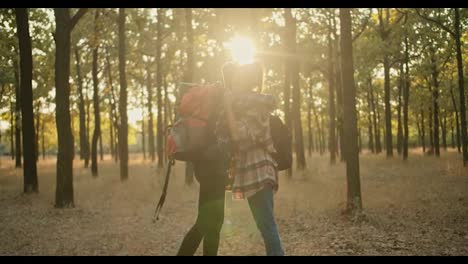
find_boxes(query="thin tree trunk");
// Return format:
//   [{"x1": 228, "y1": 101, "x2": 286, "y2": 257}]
[
  {"x1": 156, "y1": 9, "x2": 164, "y2": 169},
  {"x1": 367, "y1": 88, "x2": 374, "y2": 153},
  {"x1": 10, "y1": 100, "x2": 15, "y2": 160},
  {"x1": 141, "y1": 88, "x2": 146, "y2": 160},
  {"x1": 307, "y1": 86, "x2": 313, "y2": 156},
  {"x1": 311, "y1": 102, "x2": 323, "y2": 155},
  {"x1": 429, "y1": 47, "x2": 440, "y2": 157},
  {"x1": 327, "y1": 13, "x2": 337, "y2": 164},
  {"x1": 442, "y1": 111, "x2": 447, "y2": 150},
  {"x1": 397, "y1": 63, "x2": 403, "y2": 155},
  {"x1": 383, "y1": 55, "x2": 393, "y2": 157},
  {"x1": 146, "y1": 62, "x2": 155, "y2": 162},
  {"x1": 429, "y1": 106, "x2": 434, "y2": 155},
  {"x1": 41, "y1": 116, "x2": 45, "y2": 160},
  {"x1": 91, "y1": 10, "x2": 101, "y2": 177},
  {"x1": 109, "y1": 107, "x2": 114, "y2": 158},
  {"x1": 163, "y1": 76, "x2": 168, "y2": 164},
  {"x1": 369, "y1": 78, "x2": 381, "y2": 153},
  {"x1": 35, "y1": 103, "x2": 40, "y2": 161},
  {"x1": 85, "y1": 81, "x2": 91, "y2": 168},
  {"x1": 106, "y1": 51, "x2": 119, "y2": 163},
  {"x1": 285, "y1": 8, "x2": 306, "y2": 169},
  {"x1": 451, "y1": 115, "x2": 455, "y2": 149},
  {"x1": 340, "y1": 8, "x2": 362, "y2": 213},
  {"x1": 14, "y1": 57, "x2": 22, "y2": 168},
  {"x1": 74, "y1": 47, "x2": 89, "y2": 166},
  {"x1": 15, "y1": 8, "x2": 38, "y2": 193},
  {"x1": 417, "y1": 117, "x2": 422, "y2": 148},
  {"x1": 332, "y1": 12, "x2": 345, "y2": 162},
  {"x1": 421, "y1": 109, "x2": 426, "y2": 153},
  {"x1": 450, "y1": 84, "x2": 461, "y2": 153},
  {"x1": 184, "y1": 8, "x2": 195, "y2": 184},
  {"x1": 118, "y1": 8, "x2": 129, "y2": 180},
  {"x1": 403, "y1": 35, "x2": 410, "y2": 160}
]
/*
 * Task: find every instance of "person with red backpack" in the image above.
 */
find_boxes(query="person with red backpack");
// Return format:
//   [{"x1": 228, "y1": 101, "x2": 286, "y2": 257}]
[
  {"x1": 173, "y1": 83, "x2": 230, "y2": 256},
  {"x1": 217, "y1": 62, "x2": 285, "y2": 256}
]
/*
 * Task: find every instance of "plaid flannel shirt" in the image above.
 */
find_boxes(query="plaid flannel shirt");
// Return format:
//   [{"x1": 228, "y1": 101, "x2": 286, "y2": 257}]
[{"x1": 216, "y1": 91, "x2": 279, "y2": 200}]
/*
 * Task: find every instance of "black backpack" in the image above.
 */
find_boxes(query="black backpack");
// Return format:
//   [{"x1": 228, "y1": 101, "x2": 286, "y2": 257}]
[{"x1": 269, "y1": 115, "x2": 292, "y2": 171}]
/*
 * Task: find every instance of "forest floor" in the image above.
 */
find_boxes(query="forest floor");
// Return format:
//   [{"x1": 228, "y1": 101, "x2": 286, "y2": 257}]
[{"x1": 0, "y1": 149, "x2": 467, "y2": 256}]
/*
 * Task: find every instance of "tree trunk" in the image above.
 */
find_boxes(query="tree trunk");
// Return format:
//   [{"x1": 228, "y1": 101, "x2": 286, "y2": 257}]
[
  {"x1": 421, "y1": 109, "x2": 426, "y2": 153},
  {"x1": 14, "y1": 57, "x2": 22, "y2": 168},
  {"x1": 311, "y1": 102, "x2": 323, "y2": 155},
  {"x1": 109, "y1": 107, "x2": 114, "y2": 158},
  {"x1": 54, "y1": 8, "x2": 84, "y2": 208},
  {"x1": 383, "y1": 55, "x2": 393, "y2": 157},
  {"x1": 417, "y1": 117, "x2": 422, "y2": 148},
  {"x1": 307, "y1": 84, "x2": 313, "y2": 156},
  {"x1": 74, "y1": 47, "x2": 89, "y2": 166},
  {"x1": 332, "y1": 12, "x2": 345, "y2": 162},
  {"x1": 430, "y1": 47, "x2": 440, "y2": 157},
  {"x1": 442, "y1": 111, "x2": 447, "y2": 150},
  {"x1": 369, "y1": 78, "x2": 381, "y2": 153},
  {"x1": 10, "y1": 100, "x2": 15, "y2": 160},
  {"x1": 146, "y1": 63, "x2": 155, "y2": 162},
  {"x1": 403, "y1": 36, "x2": 410, "y2": 160},
  {"x1": 156, "y1": 9, "x2": 164, "y2": 169},
  {"x1": 339, "y1": 8, "x2": 362, "y2": 213},
  {"x1": 451, "y1": 115, "x2": 455, "y2": 149},
  {"x1": 141, "y1": 88, "x2": 146, "y2": 160},
  {"x1": 85, "y1": 81, "x2": 91, "y2": 167},
  {"x1": 106, "y1": 51, "x2": 119, "y2": 163},
  {"x1": 320, "y1": 115, "x2": 325, "y2": 155},
  {"x1": 366, "y1": 87, "x2": 374, "y2": 153},
  {"x1": 41, "y1": 117, "x2": 45, "y2": 160},
  {"x1": 396, "y1": 63, "x2": 403, "y2": 155},
  {"x1": 429, "y1": 106, "x2": 434, "y2": 155},
  {"x1": 15, "y1": 8, "x2": 38, "y2": 193},
  {"x1": 450, "y1": 84, "x2": 461, "y2": 153},
  {"x1": 91, "y1": 10, "x2": 101, "y2": 177},
  {"x1": 454, "y1": 8, "x2": 467, "y2": 166},
  {"x1": 285, "y1": 8, "x2": 306, "y2": 170},
  {"x1": 163, "y1": 76, "x2": 168, "y2": 164},
  {"x1": 99, "y1": 132, "x2": 103, "y2": 161},
  {"x1": 35, "y1": 103, "x2": 40, "y2": 161},
  {"x1": 327, "y1": 14, "x2": 337, "y2": 164},
  {"x1": 118, "y1": 8, "x2": 129, "y2": 180},
  {"x1": 184, "y1": 8, "x2": 195, "y2": 184}
]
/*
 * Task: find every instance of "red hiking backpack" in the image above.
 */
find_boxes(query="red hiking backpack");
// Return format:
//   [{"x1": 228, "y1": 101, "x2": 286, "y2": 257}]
[{"x1": 166, "y1": 83, "x2": 223, "y2": 162}]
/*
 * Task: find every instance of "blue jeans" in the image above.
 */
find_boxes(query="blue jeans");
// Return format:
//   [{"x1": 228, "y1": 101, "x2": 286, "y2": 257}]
[{"x1": 247, "y1": 185, "x2": 284, "y2": 256}]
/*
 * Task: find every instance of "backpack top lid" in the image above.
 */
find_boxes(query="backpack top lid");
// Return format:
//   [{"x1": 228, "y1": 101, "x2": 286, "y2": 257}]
[{"x1": 178, "y1": 83, "x2": 223, "y2": 121}]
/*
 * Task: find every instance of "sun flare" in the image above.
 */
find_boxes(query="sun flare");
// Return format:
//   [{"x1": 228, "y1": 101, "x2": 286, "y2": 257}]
[{"x1": 225, "y1": 35, "x2": 256, "y2": 65}]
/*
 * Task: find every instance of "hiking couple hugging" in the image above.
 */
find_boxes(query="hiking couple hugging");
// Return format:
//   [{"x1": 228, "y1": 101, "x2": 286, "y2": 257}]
[{"x1": 163, "y1": 61, "x2": 291, "y2": 256}]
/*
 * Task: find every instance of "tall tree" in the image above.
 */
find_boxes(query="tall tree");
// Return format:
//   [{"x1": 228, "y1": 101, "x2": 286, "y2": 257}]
[
  {"x1": 340, "y1": 8, "x2": 362, "y2": 213},
  {"x1": 156, "y1": 8, "x2": 164, "y2": 169},
  {"x1": 13, "y1": 57, "x2": 21, "y2": 167},
  {"x1": 91, "y1": 9, "x2": 101, "y2": 176},
  {"x1": 184, "y1": 8, "x2": 195, "y2": 185},
  {"x1": 429, "y1": 46, "x2": 440, "y2": 157},
  {"x1": 15, "y1": 8, "x2": 38, "y2": 193},
  {"x1": 118, "y1": 8, "x2": 129, "y2": 180},
  {"x1": 146, "y1": 62, "x2": 155, "y2": 162},
  {"x1": 402, "y1": 31, "x2": 410, "y2": 160},
  {"x1": 327, "y1": 12, "x2": 337, "y2": 164},
  {"x1": 53, "y1": 8, "x2": 87, "y2": 208},
  {"x1": 285, "y1": 8, "x2": 306, "y2": 169}
]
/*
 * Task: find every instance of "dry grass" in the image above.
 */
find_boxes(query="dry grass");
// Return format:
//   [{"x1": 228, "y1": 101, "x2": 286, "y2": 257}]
[{"x1": 0, "y1": 150, "x2": 467, "y2": 256}]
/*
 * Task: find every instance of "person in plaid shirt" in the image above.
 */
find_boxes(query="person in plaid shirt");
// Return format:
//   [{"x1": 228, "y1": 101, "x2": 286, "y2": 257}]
[{"x1": 217, "y1": 61, "x2": 284, "y2": 256}]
